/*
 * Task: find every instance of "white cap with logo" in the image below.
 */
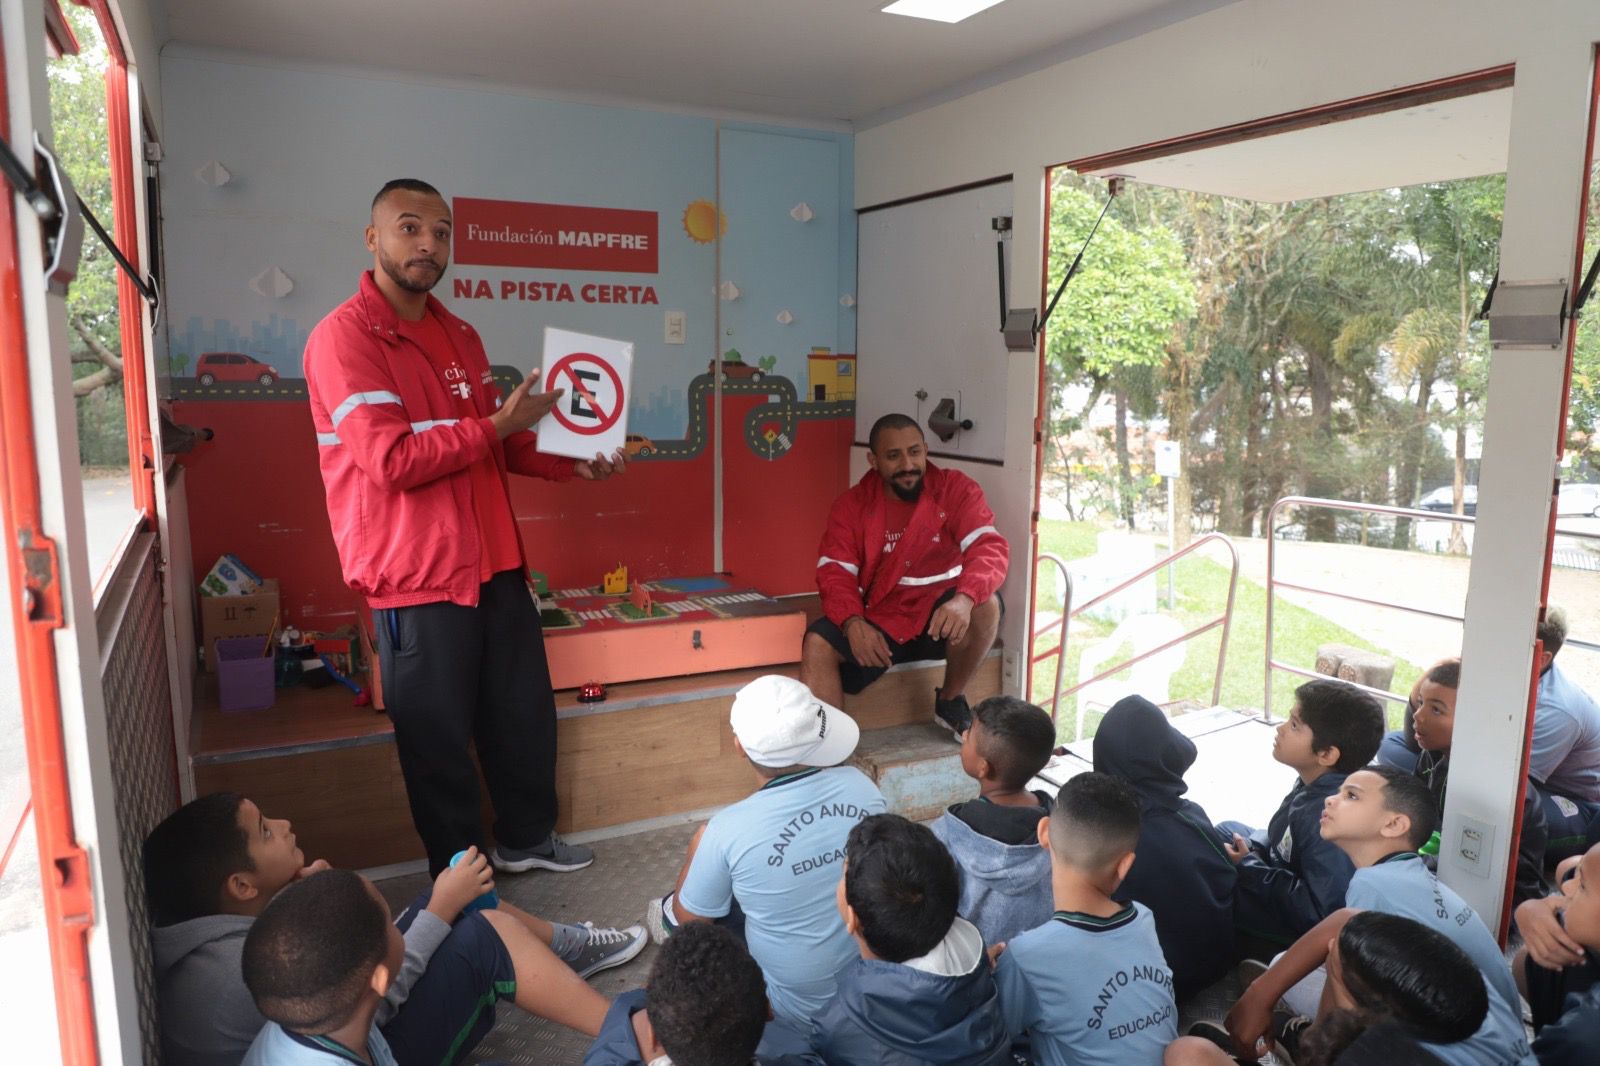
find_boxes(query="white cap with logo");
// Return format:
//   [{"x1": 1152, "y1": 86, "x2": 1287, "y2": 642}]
[{"x1": 730, "y1": 675, "x2": 860, "y2": 768}]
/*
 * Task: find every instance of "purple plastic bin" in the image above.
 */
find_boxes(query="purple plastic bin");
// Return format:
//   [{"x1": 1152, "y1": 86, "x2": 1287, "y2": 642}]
[{"x1": 215, "y1": 636, "x2": 276, "y2": 712}]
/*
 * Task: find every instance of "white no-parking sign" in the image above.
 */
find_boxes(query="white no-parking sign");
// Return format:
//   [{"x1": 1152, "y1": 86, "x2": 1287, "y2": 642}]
[{"x1": 535, "y1": 327, "x2": 634, "y2": 460}]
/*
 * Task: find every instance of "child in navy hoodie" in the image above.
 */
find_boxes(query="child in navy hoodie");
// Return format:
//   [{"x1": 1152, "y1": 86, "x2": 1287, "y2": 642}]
[
  {"x1": 1219, "y1": 678, "x2": 1385, "y2": 945},
  {"x1": 813, "y1": 814, "x2": 1010, "y2": 1066},
  {"x1": 1092, "y1": 695, "x2": 1235, "y2": 1001}
]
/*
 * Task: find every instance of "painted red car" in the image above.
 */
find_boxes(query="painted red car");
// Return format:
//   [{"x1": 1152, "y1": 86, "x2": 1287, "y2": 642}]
[
  {"x1": 196, "y1": 351, "x2": 279, "y2": 386},
  {"x1": 707, "y1": 358, "x2": 764, "y2": 383}
]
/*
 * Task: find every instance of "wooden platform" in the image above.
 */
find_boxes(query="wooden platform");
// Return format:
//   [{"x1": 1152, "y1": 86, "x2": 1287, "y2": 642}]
[{"x1": 191, "y1": 616, "x2": 1003, "y2": 868}]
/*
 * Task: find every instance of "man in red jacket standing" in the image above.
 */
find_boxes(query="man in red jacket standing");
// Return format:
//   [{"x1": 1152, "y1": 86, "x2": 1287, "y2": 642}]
[
  {"x1": 305, "y1": 179, "x2": 624, "y2": 877},
  {"x1": 802, "y1": 413, "x2": 1008, "y2": 738}
]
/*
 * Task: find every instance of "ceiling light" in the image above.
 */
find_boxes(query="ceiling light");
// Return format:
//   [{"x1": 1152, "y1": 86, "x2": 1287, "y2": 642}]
[{"x1": 882, "y1": 0, "x2": 1008, "y2": 24}]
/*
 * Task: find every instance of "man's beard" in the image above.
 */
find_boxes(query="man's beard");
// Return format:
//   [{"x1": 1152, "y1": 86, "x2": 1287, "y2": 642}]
[
  {"x1": 887, "y1": 471, "x2": 924, "y2": 502},
  {"x1": 379, "y1": 248, "x2": 444, "y2": 294}
]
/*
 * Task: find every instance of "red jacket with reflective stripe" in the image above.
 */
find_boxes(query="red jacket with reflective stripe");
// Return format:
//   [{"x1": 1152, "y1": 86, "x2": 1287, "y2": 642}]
[
  {"x1": 305, "y1": 271, "x2": 575, "y2": 609},
  {"x1": 815, "y1": 462, "x2": 1009, "y2": 644}
]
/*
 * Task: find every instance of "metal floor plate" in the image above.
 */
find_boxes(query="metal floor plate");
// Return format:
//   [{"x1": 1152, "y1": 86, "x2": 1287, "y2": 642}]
[{"x1": 376, "y1": 821, "x2": 697, "y2": 1064}]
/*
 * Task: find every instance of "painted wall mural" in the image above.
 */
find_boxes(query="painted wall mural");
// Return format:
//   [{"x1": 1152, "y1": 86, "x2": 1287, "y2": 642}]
[{"x1": 159, "y1": 53, "x2": 857, "y2": 622}]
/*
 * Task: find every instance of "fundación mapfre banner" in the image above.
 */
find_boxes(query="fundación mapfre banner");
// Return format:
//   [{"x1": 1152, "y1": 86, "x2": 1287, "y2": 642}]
[{"x1": 452, "y1": 198, "x2": 659, "y2": 274}]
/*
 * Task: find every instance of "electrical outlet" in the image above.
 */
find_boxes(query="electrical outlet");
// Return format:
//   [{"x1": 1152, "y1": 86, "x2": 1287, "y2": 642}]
[
  {"x1": 1002, "y1": 650, "x2": 1021, "y2": 691},
  {"x1": 665, "y1": 311, "x2": 687, "y2": 344},
  {"x1": 1456, "y1": 815, "x2": 1495, "y2": 877}
]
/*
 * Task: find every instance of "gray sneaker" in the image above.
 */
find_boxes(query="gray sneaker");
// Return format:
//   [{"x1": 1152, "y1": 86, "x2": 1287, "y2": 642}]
[
  {"x1": 568, "y1": 921, "x2": 648, "y2": 978},
  {"x1": 492, "y1": 833, "x2": 594, "y2": 873}
]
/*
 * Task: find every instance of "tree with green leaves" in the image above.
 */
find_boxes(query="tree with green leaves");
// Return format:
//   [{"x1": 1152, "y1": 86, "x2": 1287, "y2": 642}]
[
  {"x1": 1385, "y1": 178, "x2": 1500, "y2": 551},
  {"x1": 1043, "y1": 174, "x2": 1194, "y2": 526},
  {"x1": 47, "y1": 5, "x2": 128, "y2": 466},
  {"x1": 1564, "y1": 164, "x2": 1600, "y2": 470}
]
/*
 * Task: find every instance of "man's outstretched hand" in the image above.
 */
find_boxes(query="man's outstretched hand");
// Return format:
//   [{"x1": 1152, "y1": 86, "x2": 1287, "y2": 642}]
[{"x1": 490, "y1": 369, "x2": 564, "y2": 439}]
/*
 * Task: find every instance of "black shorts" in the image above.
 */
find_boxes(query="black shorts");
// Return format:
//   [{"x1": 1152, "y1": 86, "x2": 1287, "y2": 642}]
[
  {"x1": 807, "y1": 588, "x2": 1002, "y2": 696},
  {"x1": 381, "y1": 891, "x2": 517, "y2": 1066}
]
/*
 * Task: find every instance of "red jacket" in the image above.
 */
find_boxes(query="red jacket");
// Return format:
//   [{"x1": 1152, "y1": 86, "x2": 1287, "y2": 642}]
[
  {"x1": 816, "y1": 463, "x2": 1009, "y2": 644},
  {"x1": 305, "y1": 271, "x2": 574, "y2": 609}
]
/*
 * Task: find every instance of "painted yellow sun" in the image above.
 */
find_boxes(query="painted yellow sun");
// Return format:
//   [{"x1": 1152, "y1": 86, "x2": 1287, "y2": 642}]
[{"x1": 682, "y1": 199, "x2": 727, "y2": 243}]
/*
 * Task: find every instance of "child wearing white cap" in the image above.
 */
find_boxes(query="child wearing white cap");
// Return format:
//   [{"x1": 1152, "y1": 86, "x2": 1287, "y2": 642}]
[{"x1": 643, "y1": 675, "x2": 887, "y2": 1022}]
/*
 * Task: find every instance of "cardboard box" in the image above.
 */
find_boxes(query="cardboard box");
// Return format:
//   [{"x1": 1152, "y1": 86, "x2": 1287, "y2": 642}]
[
  {"x1": 199, "y1": 579, "x2": 279, "y2": 672},
  {"x1": 199, "y1": 553, "x2": 263, "y2": 598}
]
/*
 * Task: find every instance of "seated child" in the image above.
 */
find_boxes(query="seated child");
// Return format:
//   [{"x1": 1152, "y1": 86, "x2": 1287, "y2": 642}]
[
  {"x1": 1221, "y1": 678, "x2": 1385, "y2": 945},
  {"x1": 1169, "y1": 911, "x2": 1491, "y2": 1066},
  {"x1": 1409, "y1": 658, "x2": 1550, "y2": 905},
  {"x1": 1093, "y1": 695, "x2": 1237, "y2": 1000},
  {"x1": 1374, "y1": 660, "x2": 1450, "y2": 776},
  {"x1": 145, "y1": 792, "x2": 636, "y2": 1066},
  {"x1": 814, "y1": 813, "x2": 1011, "y2": 1065},
  {"x1": 994, "y1": 772, "x2": 1176, "y2": 1066},
  {"x1": 1525, "y1": 608, "x2": 1600, "y2": 863},
  {"x1": 644, "y1": 675, "x2": 887, "y2": 1021},
  {"x1": 1526, "y1": 843, "x2": 1600, "y2": 1063},
  {"x1": 1226, "y1": 766, "x2": 1534, "y2": 1065},
  {"x1": 1513, "y1": 852, "x2": 1599, "y2": 1033},
  {"x1": 240, "y1": 869, "x2": 406, "y2": 1065},
  {"x1": 930, "y1": 695, "x2": 1057, "y2": 947},
  {"x1": 585, "y1": 923, "x2": 819, "y2": 1066}
]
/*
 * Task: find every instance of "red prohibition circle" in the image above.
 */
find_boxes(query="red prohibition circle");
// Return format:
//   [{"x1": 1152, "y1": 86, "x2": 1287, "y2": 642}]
[{"x1": 549, "y1": 352, "x2": 624, "y2": 434}]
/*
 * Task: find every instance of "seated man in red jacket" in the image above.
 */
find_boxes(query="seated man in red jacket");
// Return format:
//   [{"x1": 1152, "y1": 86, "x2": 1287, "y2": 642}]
[{"x1": 802, "y1": 413, "x2": 1009, "y2": 738}]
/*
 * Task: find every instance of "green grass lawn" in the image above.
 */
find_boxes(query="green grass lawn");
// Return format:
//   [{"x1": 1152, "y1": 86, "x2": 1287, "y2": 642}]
[{"x1": 1028, "y1": 519, "x2": 1418, "y2": 743}]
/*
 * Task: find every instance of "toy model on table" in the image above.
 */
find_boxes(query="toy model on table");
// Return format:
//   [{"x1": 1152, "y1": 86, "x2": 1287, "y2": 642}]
[{"x1": 537, "y1": 574, "x2": 805, "y2": 691}]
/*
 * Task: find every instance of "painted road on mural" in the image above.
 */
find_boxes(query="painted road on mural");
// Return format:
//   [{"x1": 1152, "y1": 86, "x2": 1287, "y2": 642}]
[
  {"x1": 168, "y1": 369, "x2": 852, "y2": 459},
  {"x1": 169, "y1": 379, "x2": 310, "y2": 400}
]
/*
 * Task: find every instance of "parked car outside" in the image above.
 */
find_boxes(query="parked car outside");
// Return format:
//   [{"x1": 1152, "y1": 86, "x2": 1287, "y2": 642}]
[
  {"x1": 1557, "y1": 482, "x2": 1600, "y2": 517},
  {"x1": 1419, "y1": 484, "x2": 1478, "y2": 516}
]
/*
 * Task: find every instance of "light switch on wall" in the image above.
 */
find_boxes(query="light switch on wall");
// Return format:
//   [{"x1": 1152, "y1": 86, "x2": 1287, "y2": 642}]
[{"x1": 665, "y1": 310, "x2": 687, "y2": 344}]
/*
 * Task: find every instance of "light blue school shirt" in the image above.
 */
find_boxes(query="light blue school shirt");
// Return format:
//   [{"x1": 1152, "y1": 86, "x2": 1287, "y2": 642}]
[
  {"x1": 1420, "y1": 978, "x2": 1536, "y2": 1066},
  {"x1": 677, "y1": 766, "x2": 885, "y2": 1021},
  {"x1": 242, "y1": 1023, "x2": 398, "y2": 1066},
  {"x1": 993, "y1": 903, "x2": 1176, "y2": 1066},
  {"x1": 1344, "y1": 851, "x2": 1519, "y2": 1012},
  {"x1": 1531, "y1": 663, "x2": 1600, "y2": 803}
]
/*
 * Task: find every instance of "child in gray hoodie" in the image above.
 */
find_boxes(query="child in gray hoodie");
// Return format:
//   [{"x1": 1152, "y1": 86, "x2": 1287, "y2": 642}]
[
  {"x1": 929, "y1": 695, "x2": 1056, "y2": 948},
  {"x1": 145, "y1": 792, "x2": 643, "y2": 1065}
]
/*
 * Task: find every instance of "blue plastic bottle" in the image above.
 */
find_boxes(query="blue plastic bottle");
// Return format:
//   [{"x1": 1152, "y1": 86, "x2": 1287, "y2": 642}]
[{"x1": 447, "y1": 849, "x2": 499, "y2": 913}]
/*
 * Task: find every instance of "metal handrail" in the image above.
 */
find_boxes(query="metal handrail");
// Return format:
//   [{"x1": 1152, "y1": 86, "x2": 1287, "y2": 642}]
[
  {"x1": 1028, "y1": 554, "x2": 1073, "y2": 720},
  {"x1": 1265, "y1": 495, "x2": 1600, "y2": 720},
  {"x1": 1029, "y1": 532, "x2": 1242, "y2": 729},
  {"x1": 1264, "y1": 496, "x2": 1473, "y2": 718}
]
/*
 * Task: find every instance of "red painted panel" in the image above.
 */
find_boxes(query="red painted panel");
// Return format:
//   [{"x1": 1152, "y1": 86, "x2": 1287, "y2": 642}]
[
  {"x1": 175, "y1": 378, "x2": 850, "y2": 624},
  {"x1": 172, "y1": 397, "x2": 717, "y2": 624},
  {"x1": 720, "y1": 392, "x2": 853, "y2": 595}
]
